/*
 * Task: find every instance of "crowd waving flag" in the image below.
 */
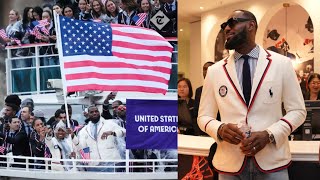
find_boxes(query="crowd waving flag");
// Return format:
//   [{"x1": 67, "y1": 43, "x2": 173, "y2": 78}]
[
  {"x1": 56, "y1": 16, "x2": 173, "y2": 94},
  {"x1": 0, "y1": 29, "x2": 21, "y2": 46}
]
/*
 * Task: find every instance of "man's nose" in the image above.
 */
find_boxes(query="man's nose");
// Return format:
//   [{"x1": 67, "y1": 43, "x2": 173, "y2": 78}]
[{"x1": 224, "y1": 25, "x2": 232, "y2": 33}]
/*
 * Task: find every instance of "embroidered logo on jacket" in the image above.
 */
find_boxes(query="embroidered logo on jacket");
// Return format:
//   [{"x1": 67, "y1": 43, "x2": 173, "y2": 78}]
[{"x1": 219, "y1": 85, "x2": 228, "y2": 97}]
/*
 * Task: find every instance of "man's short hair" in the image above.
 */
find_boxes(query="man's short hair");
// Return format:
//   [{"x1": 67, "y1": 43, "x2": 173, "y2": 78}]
[
  {"x1": 55, "y1": 109, "x2": 66, "y2": 118},
  {"x1": 234, "y1": 9, "x2": 258, "y2": 30},
  {"x1": 5, "y1": 95, "x2": 21, "y2": 107},
  {"x1": 6, "y1": 103, "x2": 19, "y2": 113},
  {"x1": 113, "y1": 100, "x2": 123, "y2": 106},
  {"x1": 21, "y1": 106, "x2": 32, "y2": 114},
  {"x1": 61, "y1": 104, "x2": 71, "y2": 110}
]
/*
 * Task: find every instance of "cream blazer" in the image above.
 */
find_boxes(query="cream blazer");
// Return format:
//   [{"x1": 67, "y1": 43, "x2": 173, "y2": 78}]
[
  {"x1": 78, "y1": 118, "x2": 126, "y2": 166},
  {"x1": 198, "y1": 46, "x2": 306, "y2": 173},
  {"x1": 45, "y1": 136, "x2": 80, "y2": 171}
]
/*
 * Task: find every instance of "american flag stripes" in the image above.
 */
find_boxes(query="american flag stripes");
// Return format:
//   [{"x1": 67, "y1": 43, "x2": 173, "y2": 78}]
[
  {"x1": 57, "y1": 16, "x2": 173, "y2": 94},
  {"x1": 0, "y1": 145, "x2": 5, "y2": 154},
  {"x1": 133, "y1": 13, "x2": 148, "y2": 27},
  {"x1": 0, "y1": 29, "x2": 7, "y2": 39},
  {"x1": 0, "y1": 29, "x2": 21, "y2": 46},
  {"x1": 33, "y1": 19, "x2": 50, "y2": 35},
  {"x1": 79, "y1": 147, "x2": 90, "y2": 160},
  {"x1": 30, "y1": 27, "x2": 42, "y2": 39}
]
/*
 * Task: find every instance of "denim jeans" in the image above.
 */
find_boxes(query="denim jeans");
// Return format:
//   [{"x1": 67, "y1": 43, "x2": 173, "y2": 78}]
[{"x1": 219, "y1": 157, "x2": 289, "y2": 180}]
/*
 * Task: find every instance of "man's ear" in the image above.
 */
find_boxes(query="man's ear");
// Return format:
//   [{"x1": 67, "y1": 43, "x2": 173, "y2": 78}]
[{"x1": 248, "y1": 21, "x2": 255, "y2": 32}]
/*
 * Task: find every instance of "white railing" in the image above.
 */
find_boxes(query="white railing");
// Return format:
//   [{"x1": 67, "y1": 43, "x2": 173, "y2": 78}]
[
  {"x1": 5, "y1": 40, "x2": 178, "y2": 96},
  {"x1": 0, "y1": 154, "x2": 177, "y2": 179},
  {"x1": 5, "y1": 43, "x2": 59, "y2": 95}
]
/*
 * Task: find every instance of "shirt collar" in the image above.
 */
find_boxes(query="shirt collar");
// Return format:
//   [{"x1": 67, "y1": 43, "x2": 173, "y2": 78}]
[{"x1": 234, "y1": 45, "x2": 260, "y2": 61}]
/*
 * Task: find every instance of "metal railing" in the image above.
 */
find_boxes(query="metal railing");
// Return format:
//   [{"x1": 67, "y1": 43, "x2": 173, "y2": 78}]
[
  {"x1": 5, "y1": 43, "x2": 59, "y2": 95},
  {"x1": 0, "y1": 154, "x2": 177, "y2": 179},
  {"x1": 5, "y1": 40, "x2": 178, "y2": 96}
]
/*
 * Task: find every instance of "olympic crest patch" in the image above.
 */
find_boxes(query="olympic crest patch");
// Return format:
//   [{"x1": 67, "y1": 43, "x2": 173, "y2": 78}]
[{"x1": 219, "y1": 85, "x2": 228, "y2": 97}]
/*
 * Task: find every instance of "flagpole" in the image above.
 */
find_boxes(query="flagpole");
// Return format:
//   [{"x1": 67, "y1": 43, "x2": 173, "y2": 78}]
[
  {"x1": 53, "y1": 11, "x2": 71, "y2": 129},
  {"x1": 54, "y1": 12, "x2": 76, "y2": 169}
]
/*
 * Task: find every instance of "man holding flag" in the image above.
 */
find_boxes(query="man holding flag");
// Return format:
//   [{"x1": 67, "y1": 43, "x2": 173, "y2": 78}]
[{"x1": 77, "y1": 105, "x2": 126, "y2": 172}]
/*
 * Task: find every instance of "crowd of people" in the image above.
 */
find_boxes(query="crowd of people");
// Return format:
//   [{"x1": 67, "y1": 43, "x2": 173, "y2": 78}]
[
  {"x1": 0, "y1": 0, "x2": 177, "y2": 93},
  {"x1": 0, "y1": 92, "x2": 177, "y2": 172},
  {"x1": 0, "y1": 93, "x2": 126, "y2": 171},
  {"x1": 2, "y1": 0, "x2": 177, "y2": 47}
]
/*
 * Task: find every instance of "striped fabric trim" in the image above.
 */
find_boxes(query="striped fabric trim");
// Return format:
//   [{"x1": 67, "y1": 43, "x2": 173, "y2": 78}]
[
  {"x1": 280, "y1": 118, "x2": 293, "y2": 132},
  {"x1": 253, "y1": 157, "x2": 292, "y2": 173},
  {"x1": 204, "y1": 120, "x2": 214, "y2": 132}
]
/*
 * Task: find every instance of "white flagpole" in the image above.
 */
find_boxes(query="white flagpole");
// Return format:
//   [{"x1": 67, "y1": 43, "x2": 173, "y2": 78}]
[
  {"x1": 53, "y1": 13, "x2": 76, "y2": 169},
  {"x1": 53, "y1": 11, "x2": 71, "y2": 129}
]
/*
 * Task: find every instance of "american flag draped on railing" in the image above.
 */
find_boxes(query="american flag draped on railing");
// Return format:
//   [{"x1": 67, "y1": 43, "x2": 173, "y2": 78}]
[{"x1": 56, "y1": 16, "x2": 173, "y2": 94}]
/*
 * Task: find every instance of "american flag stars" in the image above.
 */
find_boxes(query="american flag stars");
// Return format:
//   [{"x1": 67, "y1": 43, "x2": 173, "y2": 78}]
[{"x1": 60, "y1": 17, "x2": 113, "y2": 56}]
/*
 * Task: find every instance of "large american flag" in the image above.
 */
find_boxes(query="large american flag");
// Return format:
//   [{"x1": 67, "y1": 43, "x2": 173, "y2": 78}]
[{"x1": 57, "y1": 16, "x2": 173, "y2": 94}]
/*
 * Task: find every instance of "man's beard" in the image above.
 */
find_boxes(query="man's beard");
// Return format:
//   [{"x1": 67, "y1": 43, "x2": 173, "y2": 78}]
[
  {"x1": 225, "y1": 27, "x2": 248, "y2": 50},
  {"x1": 91, "y1": 116, "x2": 100, "y2": 123}
]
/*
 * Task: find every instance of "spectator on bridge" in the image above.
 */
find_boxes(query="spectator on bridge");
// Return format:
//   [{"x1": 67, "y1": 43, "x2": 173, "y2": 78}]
[
  {"x1": 62, "y1": 4, "x2": 76, "y2": 19},
  {"x1": 91, "y1": 0, "x2": 108, "y2": 22},
  {"x1": 104, "y1": 0, "x2": 120, "y2": 24},
  {"x1": 53, "y1": 3, "x2": 63, "y2": 15},
  {"x1": 32, "y1": 6, "x2": 43, "y2": 21},
  {"x1": 77, "y1": 0, "x2": 93, "y2": 21},
  {"x1": 137, "y1": 0, "x2": 155, "y2": 29},
  {"x1": 118, "y1": 0, "x2": 138, "y2": 25}
]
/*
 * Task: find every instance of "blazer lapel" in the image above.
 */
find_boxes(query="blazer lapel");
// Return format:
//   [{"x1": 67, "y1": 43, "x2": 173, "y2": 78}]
[
  {"x1": 249, "y1": 47, "x2": 272, "y2": 110},
  {"x1": 97, "y1": 120, "x2": 104, "y2": 137},
  {"x1": 224, "y1": 52, "x2": 245, "y2": 102},
  {"x1": 86, "y1": 122, "x2": 95, "y2": 140}
]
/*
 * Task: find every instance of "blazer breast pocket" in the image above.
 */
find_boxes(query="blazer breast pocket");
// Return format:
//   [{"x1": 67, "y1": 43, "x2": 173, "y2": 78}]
[{"x1": 261, "y1": 81, "x2": 281, "y2": 104}]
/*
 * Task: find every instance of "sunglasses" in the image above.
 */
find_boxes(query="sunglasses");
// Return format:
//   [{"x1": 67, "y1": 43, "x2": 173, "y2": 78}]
[{"x1": 220, "y1": 17, "x2": 253, "y2": 30}]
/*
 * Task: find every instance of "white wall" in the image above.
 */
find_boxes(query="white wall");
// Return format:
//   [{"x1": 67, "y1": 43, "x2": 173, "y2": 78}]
[
  {"x1": 189, "y1": 21, "x2": 202, "y2": 95},
  {"x1": 200, "y1": 0, "x2": 320, "y2": 74}
]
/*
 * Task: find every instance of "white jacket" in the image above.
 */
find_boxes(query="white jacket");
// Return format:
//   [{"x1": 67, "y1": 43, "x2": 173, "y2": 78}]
[
  {"x1": 45, "y1": 135, "x2": 80, "y2": 171},
  {"x1": 198, "y1": 47, "x2": 306, "y2": 173},
  {"x1": 78, "y1": 118, "x2": 126, "y2": 166}
]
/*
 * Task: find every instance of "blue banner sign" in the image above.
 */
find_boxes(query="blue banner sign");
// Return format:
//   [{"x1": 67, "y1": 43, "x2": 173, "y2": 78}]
[{"x1": 126, "y1": 99, "x2": 177, "y2": 149}]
